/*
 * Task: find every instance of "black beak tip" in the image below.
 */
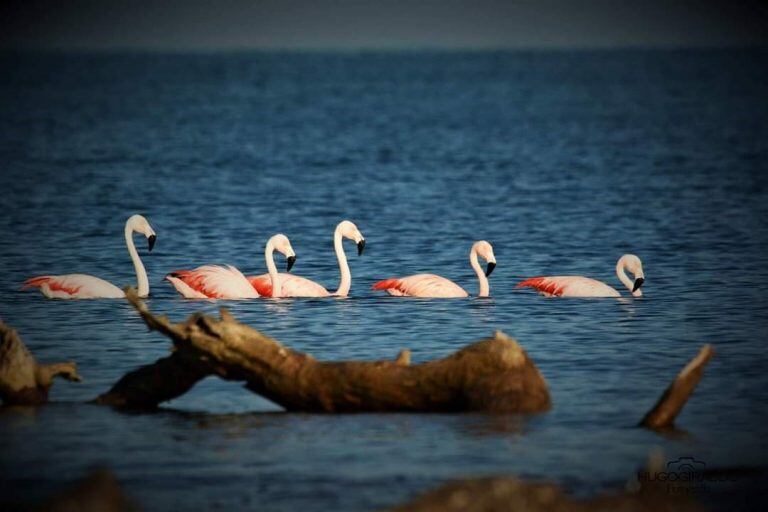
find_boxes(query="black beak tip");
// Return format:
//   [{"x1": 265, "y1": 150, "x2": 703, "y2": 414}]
[
  {"x1": 357, "y1": 239, "x2": 366, "y2": 256},
  {"x1": 286, "y1": 256, "x2": 296, "y2": 272},
  {"x1": 485, "y1": 262, "x2": 496, "y2": 277},
  {"x1": 148, "y1": 235, "x2": 156, "y2": 252},
  {"x1": 632, "y1": 277, "x2": 645, "y2": 292}
]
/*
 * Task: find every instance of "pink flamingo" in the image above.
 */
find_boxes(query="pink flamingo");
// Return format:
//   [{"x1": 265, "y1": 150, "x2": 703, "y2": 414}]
[
  {"x1": 23, "y1": 214, "x2": 157, "y2": 299},
  {"x1": 165, "y1": 234, "x2": 296, "y2": 299},
  {"x1": 247, "y1": 220, "x2": 365, "y2": 298},
  {"x1": 517, "y1": 254, "x2": 645, "y2": 298},
  {"x1": 372, "y1": 241, "x2": 496, "y2": 298}
]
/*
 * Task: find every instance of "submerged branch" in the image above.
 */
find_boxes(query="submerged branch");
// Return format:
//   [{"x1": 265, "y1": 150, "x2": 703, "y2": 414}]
[{"x1": 640, "y1": 344, "x2": 715, "y2": 430}]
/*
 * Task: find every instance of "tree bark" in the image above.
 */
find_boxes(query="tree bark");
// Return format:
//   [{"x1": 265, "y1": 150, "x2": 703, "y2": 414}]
[
  {"x1": 0, "y1": 321, "x2": 81, "y2": 405},
  {"x1": 639, "y1": 344, "x2": 714, "y2": 429},
  {"x1": 95, "y1": 288, "x2": 552, "y2": 413}
]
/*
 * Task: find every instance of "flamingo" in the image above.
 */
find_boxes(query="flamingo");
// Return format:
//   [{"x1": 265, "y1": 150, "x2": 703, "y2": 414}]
[
  {"x1": 165, "y1": 234, "x2": 296, "y2": 299},
  {"x1": 372, "y1": 241, "x2": 496, "y2": 298},
  {"x1": 247, "y1": 220, "x2": 365, "y2": 298},
  {"x1": 517, "y1": 254, "x2": 645, "y2": 298},
  {"x1": 22, "y1": 214, "x2": 157, "y2": 299}
]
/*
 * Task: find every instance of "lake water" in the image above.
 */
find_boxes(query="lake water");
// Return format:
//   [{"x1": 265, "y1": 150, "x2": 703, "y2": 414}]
[{"x1": 1, "y1": 49, "x2": 767, "y2": 510}]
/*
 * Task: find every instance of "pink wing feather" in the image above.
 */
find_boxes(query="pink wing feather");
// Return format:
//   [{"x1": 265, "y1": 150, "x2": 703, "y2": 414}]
[
  {"x1": 372, "y1": 274, "x2": 468, "y2": 298},
  {"x1": 166, "y1": 265, "x2": 259, "y2": 299},
  {"x1": 247, "y1": 273, "x2": 330, "y2": 297}
]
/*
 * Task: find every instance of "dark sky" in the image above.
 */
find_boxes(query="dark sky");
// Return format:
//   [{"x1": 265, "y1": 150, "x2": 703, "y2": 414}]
[{"x1": 2, "y1": 0, "x2": 767, "y2": 50}]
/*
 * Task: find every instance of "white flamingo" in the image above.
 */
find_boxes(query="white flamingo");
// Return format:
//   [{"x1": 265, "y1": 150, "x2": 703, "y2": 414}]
[
  {"x1": 372, "y1": 241, "x2": 496, "y2": 298},
  {"x1": 165, "y1": 234, "x2": 296, "y2": 299},
  {"x1": 23, "y1": 214, "x2": 157, "y2": 299},
  {"x1": 247, "y1": 220, "x2": 365, "y2": 297},
  {"x1": 517, "y1": 254, "x2": 645, "y2": 298}
]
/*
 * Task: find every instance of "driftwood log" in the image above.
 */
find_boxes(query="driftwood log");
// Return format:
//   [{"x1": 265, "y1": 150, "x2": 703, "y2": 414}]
[
  {"x1": 95, "y1": 288, "x2": 552, "y2": 412},
  {"x1": 1, "y1": 287, "x2": 714, "y2": 424},
  {"x1": 0, "y1": 321, "x2": 80, "y2": 405}
]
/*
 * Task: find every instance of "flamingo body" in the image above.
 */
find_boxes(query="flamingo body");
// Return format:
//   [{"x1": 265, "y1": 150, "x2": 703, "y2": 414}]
[
  {"x1": 372, "y1": 274, "x2": 469, "y2": 298},
  {"x1": 23, "y1": 214, "x2": 156, "y2": 299},
  {"x1": 165, "y1": 265, "x2": 260, "y2": 299},
  {"x1": 248, "y1": 273, "x2": 330, "y2": 298},
  {"x1": 516, "y1": 276, "x2": 620, "y2": 298},
  {"x1": 23, "y1": 274, "x2": 125, "y2": 299},
  {"x1": 372, "y1": 240, "x2": 496, "y2": 299},
  {"x1": 517, "y1": 254, "x2": 645, "y2": 298},
  {"x1": 246, "y1": 220, "x2": 365, "y2": 298},
  {"x1": 166, "y1": 233, "x2": 296, "y2": 299}
]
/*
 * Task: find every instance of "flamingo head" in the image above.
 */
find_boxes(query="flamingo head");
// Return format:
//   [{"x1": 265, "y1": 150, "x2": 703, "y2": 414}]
[
  {"x1": 337, "y1": 220, "x2": 366, "y2": 255},
  {"x1": 271, "y1": 234, "x2": 297, "y2": 272},
  {"x1": 127, "y1": 214, "x2": 157, "y2": 252},
  {"x1": 473, "y1": 240, "x2": 497, "y2": 277},
  {"x1": 619, "y1": 254, "x2": 645, "y2": 297}
]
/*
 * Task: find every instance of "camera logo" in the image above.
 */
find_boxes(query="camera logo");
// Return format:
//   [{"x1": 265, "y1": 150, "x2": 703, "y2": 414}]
[
  {"x1": 638, "y1": 456, "x2": 737, "y2": 495},
  {"x1": 666, "y1": 457, "x2": 707, "y2": 477}
]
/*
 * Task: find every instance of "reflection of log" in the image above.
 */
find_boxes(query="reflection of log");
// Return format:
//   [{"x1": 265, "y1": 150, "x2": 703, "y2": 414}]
[
  {"x1": 640, "y1": 344, "x2": 714, "y2": 429},
  {"x1": 0, "y1": 321, "x2": 81, "y2": 405},
  {"x1": 96, "y1": 288, "x2": 551, "y2": 413}
]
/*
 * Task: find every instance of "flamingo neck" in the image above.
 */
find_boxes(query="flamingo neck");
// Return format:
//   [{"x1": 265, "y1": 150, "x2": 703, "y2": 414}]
[
  {"x1": 265, "y1": 239, "x2": 282, "y2": 298},
  {"x1": 470, "y1": 249, "x2": 489, "y2": 297},
  {"x1": 615, "y1": 259, "x2": 635, "y2": 296},
  {"x1": 333, "y1": 226, "x2": 351, "y2": 296},
  {"x1": 125, "y1": 224, "x2": 149, "y2": 297}
]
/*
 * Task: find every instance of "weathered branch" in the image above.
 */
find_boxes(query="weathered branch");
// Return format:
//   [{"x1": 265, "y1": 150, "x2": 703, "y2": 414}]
[
  {"x1": 2, "y1": 288, "x2": 715, "y2": 427},
  {"x1": 94, "y1": 351, "x2": 212, "y2": 408},
  {"x1": 639, "y1": 344, "x2": 714, "y2": 429},
  {"x1": 96, "y1": 288, "x2": 552, "y2": 413},
  {"x1": 395, "y1": 349, "x2": 411, "y2": 366},
  {"x1": 0, "y1": 321, "x2": 81, "y2": 405}
]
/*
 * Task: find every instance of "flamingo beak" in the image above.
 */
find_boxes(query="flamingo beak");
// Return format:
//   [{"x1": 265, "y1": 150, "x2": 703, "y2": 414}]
[
  {"x1": 485, "y1": 262, "x2": 496, "y2": 277},
  {"x1": 286, "y1": 255, "x2": 296, "y2": 272},
  {"x1": 148, "y1": 235, "x2": 156, "y2": 252},
  {"x1": 357, "y1": 239, "x2": 366, "y2": 256},
  {"x1": 632, "y1": 277, "x2": 644, "y2": 292}
]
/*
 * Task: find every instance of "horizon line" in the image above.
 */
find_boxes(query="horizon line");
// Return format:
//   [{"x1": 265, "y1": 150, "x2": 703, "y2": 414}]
[{"x1": 2, "y1": 43, "x2": 767, "y2": 55}]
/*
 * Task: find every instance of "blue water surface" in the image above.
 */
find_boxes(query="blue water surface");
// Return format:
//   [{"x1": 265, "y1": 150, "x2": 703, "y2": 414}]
[{"x1": 0, "y1": 49, "x2": 767, "y2": 511}]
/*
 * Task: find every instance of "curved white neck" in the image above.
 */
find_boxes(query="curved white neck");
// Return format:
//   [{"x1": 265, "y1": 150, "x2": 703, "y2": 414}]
[
  {"x1": 615, "y1": 261, "x2": 635, "y2": 296},
  {"x1": 125, "y1": 224, "x2": 149, "y2": 297},
  {"x1": 265, "y1": 239, "x2": 282, "y2": 298},
  {"x1": 333, "y1": 226, "x2": 351, "y2": 296},
  {"x1": 470, "y1": 250, "x2": 489, "y2": 297}
]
